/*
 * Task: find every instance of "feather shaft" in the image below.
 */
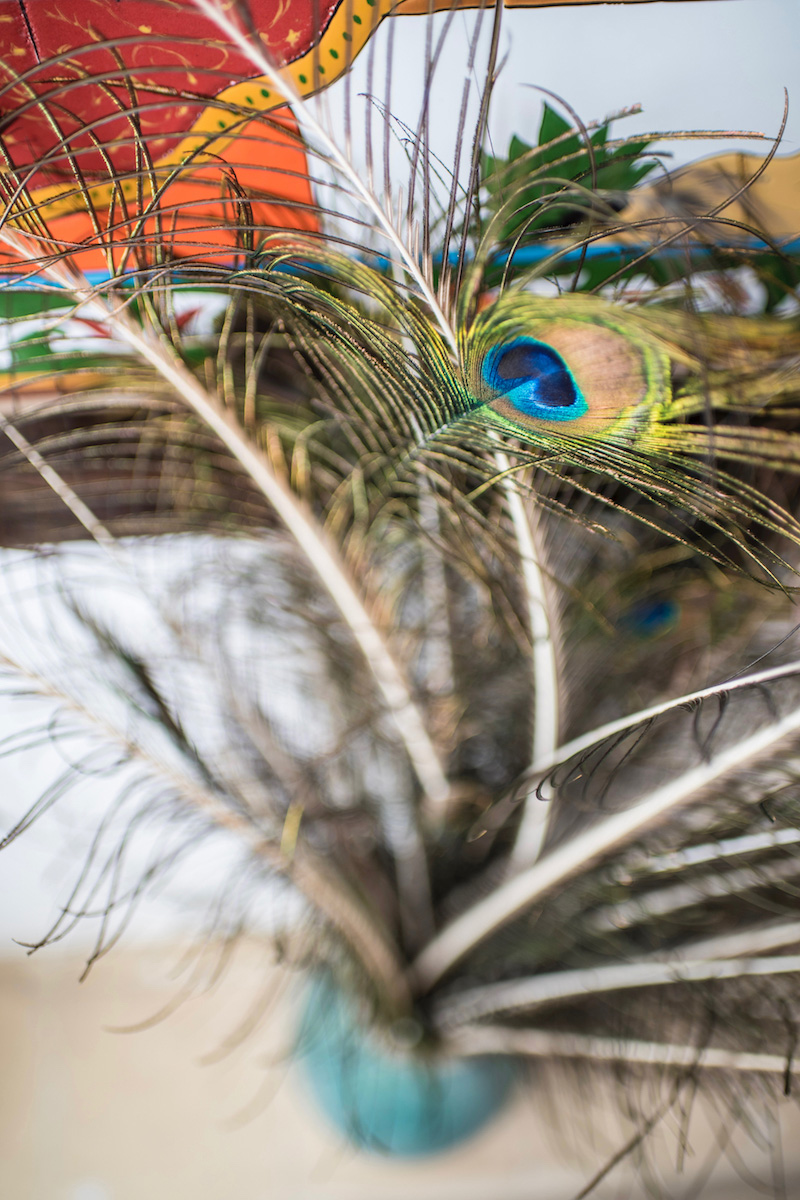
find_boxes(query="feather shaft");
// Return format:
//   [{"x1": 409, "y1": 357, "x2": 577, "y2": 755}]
[
  {"x1": 621, "y1": 826, "x2": 800, "y2": 879},
  {"x1": 661, "y1": 920, "x2": 800, "y2": 964},
  {"x1": 0, "y1": 408, "x2": 117, "y2": 550},
  {"x1": 493, "y1": 448, "x2": 560, "y2": 866},
  {"x1": 448, "y1": 1026, "x2": 800, "y2": 1078},
  {"x1": 412, "y1": 696, "x2": 800, "y2": 990},
  {"x1": 590, "y1": 855, "x2": 800, "y2": 935},
  {"x1": 508, "y1": 659, "x2": 800, "y2": 801},
  {"x1": 435, "y1": 954, "x2": 800, "y2": 1028}
]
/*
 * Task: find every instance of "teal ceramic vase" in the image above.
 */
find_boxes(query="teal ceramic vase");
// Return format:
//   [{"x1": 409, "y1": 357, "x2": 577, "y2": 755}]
[{"x1": 297, "y1": 976, "x2": 517, "y2": 1156}]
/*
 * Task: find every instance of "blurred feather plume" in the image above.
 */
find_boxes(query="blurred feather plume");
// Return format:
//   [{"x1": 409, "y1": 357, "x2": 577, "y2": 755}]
[{"x1": 1, "y1": 0, "x2": 800, "y2": 1187}]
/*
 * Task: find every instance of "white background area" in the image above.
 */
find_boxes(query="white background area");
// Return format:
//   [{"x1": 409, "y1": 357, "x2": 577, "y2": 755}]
[{"x1": 319, "y1": 0, "x2": 800, "y2": 176}]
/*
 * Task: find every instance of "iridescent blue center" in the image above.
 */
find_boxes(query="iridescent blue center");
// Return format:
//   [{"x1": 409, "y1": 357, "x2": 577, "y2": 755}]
[{"x1": 482, "y1": 337, "x2": 588, "y2": 422}]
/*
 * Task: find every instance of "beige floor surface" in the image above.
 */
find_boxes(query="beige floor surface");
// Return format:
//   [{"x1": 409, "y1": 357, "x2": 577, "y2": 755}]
[{"x1": 2, "y1": 940, "x2": 800, "y2": 1200}]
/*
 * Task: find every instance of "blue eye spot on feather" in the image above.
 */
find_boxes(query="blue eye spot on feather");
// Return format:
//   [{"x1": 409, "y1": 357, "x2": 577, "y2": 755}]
[{"x1": 482, "y1": 338, "x2": 588, "y2": 422}]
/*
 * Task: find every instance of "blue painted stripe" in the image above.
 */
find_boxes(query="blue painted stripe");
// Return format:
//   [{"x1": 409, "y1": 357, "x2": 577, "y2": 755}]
[{"x1": 2, "y1": 238, "x2": 798, "y2": 289}]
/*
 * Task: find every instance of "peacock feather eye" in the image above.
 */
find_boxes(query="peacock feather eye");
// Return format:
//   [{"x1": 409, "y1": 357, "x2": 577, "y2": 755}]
[
  {"x1": 469, "y1": 297, "x2": 673, "y2": 440},
  {"x1": 481, "y1": 338, "x2": 588, "y2": 423}
]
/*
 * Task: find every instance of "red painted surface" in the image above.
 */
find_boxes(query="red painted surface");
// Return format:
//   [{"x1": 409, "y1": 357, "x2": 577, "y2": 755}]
[
  {"x1": 0, "y1": 1, "x2": 325, "y2": 270},
  {"x1": 0, "y1": 0, "x2": 336, "y2": 177}
]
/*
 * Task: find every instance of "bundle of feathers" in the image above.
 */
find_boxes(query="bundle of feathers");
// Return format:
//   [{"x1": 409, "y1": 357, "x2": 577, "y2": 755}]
[{"x1": 1, "y1": 0, "x2": 800, "y2": 1191}]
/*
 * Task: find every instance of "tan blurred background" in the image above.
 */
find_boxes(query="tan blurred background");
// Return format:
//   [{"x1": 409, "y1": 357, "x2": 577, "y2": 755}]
[{"x1": 3, "y1": 939, "x2": 800, "y2": 1200}]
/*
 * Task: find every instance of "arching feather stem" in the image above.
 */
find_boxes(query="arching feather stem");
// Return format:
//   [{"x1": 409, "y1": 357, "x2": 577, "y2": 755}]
[
  {"x1": 590, "y1": 855, "x2": 800, "y2": 936},
  {"x1": 189, "y1": 0, "x2": 458, "y2": 356},
  {"x1": 492, "y1": 447, "x2": 560, "y2": 867},
  {"x1": 617, "y1": 127, "x2": 772, "y2": 145},
  {"x1": 0, "y1": 409, "x2": 117, "y2": 550},
  {"x1": 436, "y1": 954, "x2": 800, "y2": 1028},
  {"x1": 524, "y1": 660, "x2": 800, "y2": 787},
  {"x1": 661, "y1": 921, "x2": 800, "y2": 965},
  {"x1": 636, "y1": 827, "x2": 800, "y2": 880},
  {"x1": 412, "y1": 697, "x2": 800, "y2": 991},
  {"x1": 363, "y1": 6, "x2": 377, "y2": 196},
  {"x1": 418, "y1": 482, "x2": 458, "y2": 701},
  {"x1": 447, "y1": 1026, "x2": 800, "y2": 1078}
]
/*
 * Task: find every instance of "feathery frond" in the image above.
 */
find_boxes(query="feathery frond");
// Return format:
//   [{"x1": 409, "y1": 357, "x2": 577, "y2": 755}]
[{"x1": 1, "y1": 0, "x2": 800, "y2": 1185}]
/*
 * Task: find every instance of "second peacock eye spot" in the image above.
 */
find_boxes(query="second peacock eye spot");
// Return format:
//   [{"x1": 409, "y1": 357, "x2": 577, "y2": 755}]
[{"x1": 482, "y1": 338, "x2": 588, "y2": 422}]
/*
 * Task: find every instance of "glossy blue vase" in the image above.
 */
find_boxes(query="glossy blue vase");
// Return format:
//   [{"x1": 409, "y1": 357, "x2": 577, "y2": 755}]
[{"x1": 296, "y1": 976, "x2": 517, "y2": 1156}]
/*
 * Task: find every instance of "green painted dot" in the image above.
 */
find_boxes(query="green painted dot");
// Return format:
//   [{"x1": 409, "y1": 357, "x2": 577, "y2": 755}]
[
  {"x1": 330, "y1": 48, "x2": 338, "y2": 58},
  {"x1": 353, "y1": 13, "x2": 361, "y2": 23},
  {"x1": 299, "y1": 73, "x2": 307, "y2": 83},
  {"x1": 218, "y1": 119, "x2": 226, "y2": 129},
  {"x1": 317, "y1": 64, "x2": 325, "y2": 73},
  {"x1": 260, "y1": 87, "x2": 270, "y2": 97},
  {"x1": 343, "y1": 30, "x2": 351, "y2": 40},
  {"x1": 366, "y1": 1, "x2": 375, "y2": 7},
  {"x1": 245, "y1": 94, "x2": 253, "y2": 104}
]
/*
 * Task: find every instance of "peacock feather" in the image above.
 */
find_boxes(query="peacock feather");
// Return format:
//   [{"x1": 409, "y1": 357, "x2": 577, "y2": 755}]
[{"x1": 1, "y1": 0, "x2": 800, "y2": 1189}]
